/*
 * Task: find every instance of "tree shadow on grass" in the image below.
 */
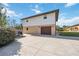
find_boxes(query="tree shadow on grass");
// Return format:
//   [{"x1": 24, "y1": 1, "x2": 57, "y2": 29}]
[{"x1": 0, "y1": 40, "x2": 22, "y2": 56}]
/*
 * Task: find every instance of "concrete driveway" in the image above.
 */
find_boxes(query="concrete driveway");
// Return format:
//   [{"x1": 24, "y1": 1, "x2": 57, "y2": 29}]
[{"x1": 0, "y1": 34, "x2": 79, "y2": 56}]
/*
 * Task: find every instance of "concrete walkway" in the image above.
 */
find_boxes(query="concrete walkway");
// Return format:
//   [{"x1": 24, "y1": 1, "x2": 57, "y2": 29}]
[{"x1": 0, "y1": 34, "x2": 79, "y2": 56}]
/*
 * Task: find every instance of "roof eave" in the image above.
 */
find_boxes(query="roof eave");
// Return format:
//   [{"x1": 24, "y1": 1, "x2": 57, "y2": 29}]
[{"x1": 21, "y1": 9, "x2": 59, "y2": 21}]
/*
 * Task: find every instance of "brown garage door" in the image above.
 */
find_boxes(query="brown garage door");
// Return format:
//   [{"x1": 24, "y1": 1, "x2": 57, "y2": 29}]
[{"x1": 41, "y1": 26, "x2": 51, "y2": 35}]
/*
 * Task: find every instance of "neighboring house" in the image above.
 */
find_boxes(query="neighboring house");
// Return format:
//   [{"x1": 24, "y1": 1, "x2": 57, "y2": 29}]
[
  {"x1": 21, "y1": 9, "x2": 59, "y2": 36},
  {"x1": 64, "y1": 24, "x2": 79, "y2": 32}
]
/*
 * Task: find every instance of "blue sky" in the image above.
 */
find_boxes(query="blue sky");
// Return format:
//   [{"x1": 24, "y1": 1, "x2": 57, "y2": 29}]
[{"x1": 2, "y1": 3, "x2": 79, "y2": 27}]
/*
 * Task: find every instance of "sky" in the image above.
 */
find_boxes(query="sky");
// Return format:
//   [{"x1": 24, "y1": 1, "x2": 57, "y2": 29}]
[{"x1": 1, "y1": 3, "x2": 79, "y2": 27}]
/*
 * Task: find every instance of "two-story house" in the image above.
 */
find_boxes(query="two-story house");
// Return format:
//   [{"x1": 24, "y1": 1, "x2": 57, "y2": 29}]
[{"x1": 21, "y1": 9, "x2": 59, "y2": 36}]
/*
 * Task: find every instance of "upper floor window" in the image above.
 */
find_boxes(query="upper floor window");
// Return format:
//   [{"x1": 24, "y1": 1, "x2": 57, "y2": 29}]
[
  {"x1": 26, "y1": 20, "x2": 28, "y2": 22},
  {"x1": 43, "y1": 16, "x2": 47, "y2": 19}
]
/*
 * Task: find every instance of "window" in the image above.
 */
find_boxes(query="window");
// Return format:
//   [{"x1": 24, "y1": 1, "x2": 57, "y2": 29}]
[
  {"x1": 26, "y1": 28, "x2": 28, "y2": 30},
  {"x1": 44, "y1": 16, "x2": 47, "y2": 19},
  {"x1": 26, "y1": 20, "x2": 28, "y2": 22},
  {"x1": 75, "y1": 27, "x2": 78, "y2": 30}
]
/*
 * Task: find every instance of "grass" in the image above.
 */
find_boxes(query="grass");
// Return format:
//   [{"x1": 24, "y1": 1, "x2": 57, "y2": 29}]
[{"x1": 59, "y1": 32, "x2": 79, "y2": 37}]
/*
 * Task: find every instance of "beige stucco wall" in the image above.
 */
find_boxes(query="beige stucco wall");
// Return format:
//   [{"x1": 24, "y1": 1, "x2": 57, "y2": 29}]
[
  {"x1": 65, "y1": 26, "x2": 79, "y2": 32},
  {"x1": 23, "y1": 26, "x2": 41, "y2": 35},
  {"x1": 22, "y1": 12, "x2": 56, "y2": 36},
  {"x1": 75, "y1": 26, "x2": 79, "y2": 30},
  {"x1": 71, "y1": 26, "x2": 79, "y2": 32},
  {"x1": 22, "y1": 12, "x2": 56, "y2": 27},
  {"x1": 23, "y1": 25, "x2": 56, "y2": 35},
  {"x1": 51, "y1": 25, "x2": 56, "y2": 36}
]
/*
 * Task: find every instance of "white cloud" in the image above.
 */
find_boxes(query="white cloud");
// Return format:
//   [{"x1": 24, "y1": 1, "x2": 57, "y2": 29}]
[
  {"x1": 6, "y1": 8, "x2": 18, "y2": 17},
  {"x1": 6, "y1": 8, "x2": 23, "y2": 18},
  {"x1": 31, "y1": 5, "x2": 41, "y2": 14},
  {"x1": 5, "y1": 8, "x2": 24, "y2": 25},
  {"x1": 35, "y1": 5, "x2": 39, "y2": 9},
  {"x1": 32, "y1": 9, "x2": 41, "y2": 14},
  {"x1": 1, "y1": 3, "x2": 23, "y2": 18},
  {"x1": 2, "y1": 3, "x2": 9, "y2": 7},
  {"x1": 59, "y1": 13, "x2": 67, "y2": 19},
  {"x1": 57, "y1": 16, "x2": 79, "y2": 27},
  {"x1": 65, "y1": 3, "x2": 77, "y2": 7}
]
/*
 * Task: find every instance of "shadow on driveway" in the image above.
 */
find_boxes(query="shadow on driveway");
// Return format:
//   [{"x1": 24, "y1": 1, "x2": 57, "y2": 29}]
[
  {"x1": 0, "y1": 40, "x2": 22, "y2": 56},
  {"x1": 54, "y1": 36, "x2": 79, "y2": 41},
  {"x1": 30, "y1": 34, "x2": 79, "y2": 41}
]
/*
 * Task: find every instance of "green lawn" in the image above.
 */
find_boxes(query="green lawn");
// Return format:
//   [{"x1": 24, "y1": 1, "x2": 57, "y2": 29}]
[{"x1": 59, "y1": 32, "x2": 79, "y2": 37}]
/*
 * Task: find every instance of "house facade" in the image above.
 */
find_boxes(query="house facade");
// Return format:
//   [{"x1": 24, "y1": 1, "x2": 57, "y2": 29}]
[
  {"x1": 65, "y1": 24, "x2": 79, "y2": 32},
  {"x1": 21, "y1": 9, "x2": 59, "y2": 36}
]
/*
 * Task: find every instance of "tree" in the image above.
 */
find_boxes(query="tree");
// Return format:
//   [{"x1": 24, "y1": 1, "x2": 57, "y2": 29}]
[
  {"x1": 15, "y1": 24, "x2": 23, "y2": 30},
  {"x1": 56, "y1": 25, "x2": 63, "y2": 31},
  {"x1": 63, "y1": 25, "x2": 68, "y2": 31},
  {"x1": 0, "y1": 3, "x2": 7, "y2": 28}
]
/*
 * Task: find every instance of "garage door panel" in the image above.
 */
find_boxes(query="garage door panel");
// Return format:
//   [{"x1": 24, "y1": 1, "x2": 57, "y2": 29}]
[{"x1": 41, "y1": 26, "x2": 51, "y2": 35}]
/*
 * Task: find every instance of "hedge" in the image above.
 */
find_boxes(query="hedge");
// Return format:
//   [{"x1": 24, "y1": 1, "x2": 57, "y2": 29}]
[
  {"x1": 0, "y1": 29, "x2": 16, "y2": 46},
  {"x1": 59, "y1": 32, "x2": 79, "y2": 37}
]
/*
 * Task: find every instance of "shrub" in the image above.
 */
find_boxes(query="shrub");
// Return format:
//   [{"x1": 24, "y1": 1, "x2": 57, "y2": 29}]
[
  {"x1": 59, "y1": 32, "x2": 79, "y2": 37},
  {"x1": 0, "y1": 29, "x2": 16, "y2": 46}
]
